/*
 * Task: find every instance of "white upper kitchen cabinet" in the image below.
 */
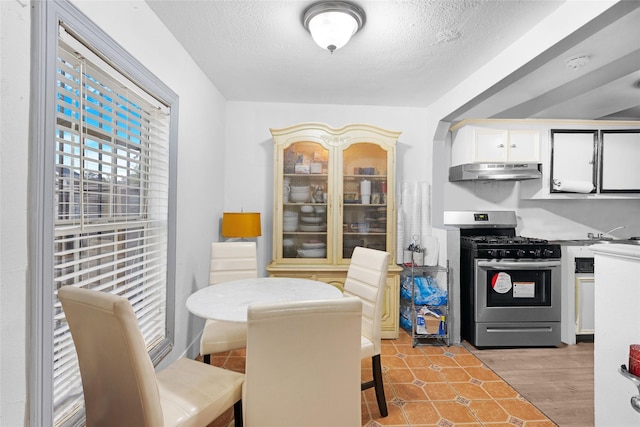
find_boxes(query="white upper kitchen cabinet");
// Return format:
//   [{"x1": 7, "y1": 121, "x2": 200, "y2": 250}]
[
  {"x1": 549, "y1": 129, "x2": 597, "y2": 194},
  {"x1": 450, "y1": 120, "x2": 540, "y2": 166},
  {"x1": 600, "y1": 130, "x2": 640, "y2": 192},
  {"x1": 512, "y1": 120, "x2": 640, "y2": 199}
]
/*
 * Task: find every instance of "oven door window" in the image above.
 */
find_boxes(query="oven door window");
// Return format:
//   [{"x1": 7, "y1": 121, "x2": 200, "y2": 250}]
[{"x1": 484, "y1": 269, "x2": 551, "y2": 307}]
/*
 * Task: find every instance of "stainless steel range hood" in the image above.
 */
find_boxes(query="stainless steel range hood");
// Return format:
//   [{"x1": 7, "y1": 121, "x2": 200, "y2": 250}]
[{"x1": 449, "y1": 163, "x2": 542, "y2": 182}]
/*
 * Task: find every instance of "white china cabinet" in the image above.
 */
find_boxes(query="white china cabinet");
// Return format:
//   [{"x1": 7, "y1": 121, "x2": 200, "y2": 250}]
[{"x1": 266, "y1": 122, "x2": 401, "y2": 338}]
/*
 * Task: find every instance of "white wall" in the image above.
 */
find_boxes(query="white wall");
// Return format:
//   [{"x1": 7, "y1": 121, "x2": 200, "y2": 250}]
[
  {"x1": 1, "y1": 2, "x2": 31, "y2": 425},
  {"x1": 1, "y1": 0, "x2": 228, "y2": 423},
  {"x1": 225, "y1": 101, "x2": 432, "y2": 272}
]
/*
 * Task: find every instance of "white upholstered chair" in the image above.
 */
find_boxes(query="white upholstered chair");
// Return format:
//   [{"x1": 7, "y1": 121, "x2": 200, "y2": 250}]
[
  {"x1": 201, "y1": 241, "x2": 258, "y2": 364},
  {"x1": 242, "y1": 297, "x2": 362, "y2": 427},
  {"x1": 343, "y1": 246, "x2": 391, "y2": 417},
  {"x1": 58, "y1": 285, "x2": 244, "y2": 427}
]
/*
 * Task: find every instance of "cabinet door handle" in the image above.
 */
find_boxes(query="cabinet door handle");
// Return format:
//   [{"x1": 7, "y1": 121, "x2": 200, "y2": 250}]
[
  {"x1": 498, "y1": 143, "x2": 505, "y2": 148},
  {"x1": 511, "y1": 144, "x2": 516, "y2": 148}
]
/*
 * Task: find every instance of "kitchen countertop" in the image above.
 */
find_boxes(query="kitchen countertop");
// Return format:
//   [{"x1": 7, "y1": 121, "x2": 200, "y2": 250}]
[
  {"x1": 551, "y1": 239, "x2": 640, "y2": 246},
  {"x1": 590, "y1": 241, "x2": 640, "y2": 258}
]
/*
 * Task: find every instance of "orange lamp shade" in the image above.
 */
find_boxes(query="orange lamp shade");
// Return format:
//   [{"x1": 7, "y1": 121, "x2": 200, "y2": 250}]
[{"x1": 221, "y1": 212, "x2": 262, "y2": 238}]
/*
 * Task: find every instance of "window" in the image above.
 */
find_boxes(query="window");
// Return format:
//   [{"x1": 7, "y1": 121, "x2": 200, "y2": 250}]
[{"x1": 31, "y1": 2, "x2": 177, "y2": 425}]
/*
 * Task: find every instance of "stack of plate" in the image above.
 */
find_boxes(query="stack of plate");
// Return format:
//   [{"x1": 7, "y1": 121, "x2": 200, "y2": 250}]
[
  {"x1": 300, "y1": 215, "x2": 323, "y2": 224},
  {"x1": 301, "y1": 241, "x2": 325, "y2": 249},
  {"x1": 290, "y1": 185, "x2": 310, "y2": 203},
  {"x1": 299, "y1": 224, "x2": 327, "y2": 232},
  {"x1": 283, "y1": 211, "x2": 298, "y2": 232},
  {"x1": 297, "y1": 248, "x2": 326, "y2": 258}
]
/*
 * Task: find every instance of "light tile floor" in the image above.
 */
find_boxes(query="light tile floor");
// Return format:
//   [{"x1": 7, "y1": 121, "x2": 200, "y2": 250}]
[{"x1": 207, "y1": 329, "x2": 557, "y2": 427}]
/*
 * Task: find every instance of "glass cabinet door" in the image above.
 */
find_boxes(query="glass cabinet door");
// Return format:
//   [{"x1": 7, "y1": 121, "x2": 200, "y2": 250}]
[
  {"x1": 341, "y1": 142, "x2": 389, "y2": 261},
  {"x1": 281, "y1": 141, "x2": 330, "y2": 261}
]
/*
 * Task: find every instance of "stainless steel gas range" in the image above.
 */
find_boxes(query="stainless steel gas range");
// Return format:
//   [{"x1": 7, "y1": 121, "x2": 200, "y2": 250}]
[{"x1": 444, "y1": 211, "x2": 561, "y2": 348}]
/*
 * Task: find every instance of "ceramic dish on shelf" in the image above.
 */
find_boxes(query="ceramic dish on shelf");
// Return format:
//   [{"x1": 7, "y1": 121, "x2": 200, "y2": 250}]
[
  {"x1": 299, "y1": 224, "x2": 327, "y2": 232},
  {"x1": 297, "y1": 248, "x2": 327, "y2": 258},
  {"x1": 301, "y1": 241, "x2": 326, "y2": 249},
  {"x1": 289, "y1": 192, "x2": 309, "y2": 203},
  {"x1": 300, "y1": 215, "x2": 323, "y2": 223},
  {"x1": 314, "y1": 206, "x2": 326, "y2": 214},
  {"x1": 283, "y1": 224, "x2": 298, "y2": 232},
  {"x1": 300, "y1": 205, "x2": 314, "y2": 213}
]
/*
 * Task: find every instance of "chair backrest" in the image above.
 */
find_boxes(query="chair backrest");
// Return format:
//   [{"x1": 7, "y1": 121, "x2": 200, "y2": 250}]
[
  {"x1": 343, "y1": 246, "x2": 391, "y2": 354},
  {"x1": 58, "y1": 286, "x2": 163, "y2": 427},
  {"x1": 210, "y1": 241, "x2": 258, "y2": 285},
  {"x1": 243, "y1": 297, "x2": 362, "y2": 427}
]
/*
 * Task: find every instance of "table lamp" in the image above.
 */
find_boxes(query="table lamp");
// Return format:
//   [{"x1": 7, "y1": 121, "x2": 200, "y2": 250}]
[{"x1": 221, "y1": 212, "x2": 262, "y2": 241}]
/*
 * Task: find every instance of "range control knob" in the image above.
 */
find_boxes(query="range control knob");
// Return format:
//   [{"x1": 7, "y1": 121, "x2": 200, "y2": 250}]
[
  {"x1": 516, "y1": 249, "x2": 526, "y2": 258},
  {"x1": 542, "y1": 249, "x2": 555, "y2": 258},
  {"x1": 487, "y1": 249, "x2": 502, "y2": 258}
]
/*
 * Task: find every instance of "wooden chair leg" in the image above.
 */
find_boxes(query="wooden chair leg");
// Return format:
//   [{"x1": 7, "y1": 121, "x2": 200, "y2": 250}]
[
  {"x1": 361, "y1": 354, "x2": 388, "y2": 417},
  {"x1": 233, "y1": 400, "x2": 243, "y2": 427},
  {"x1": 203, "y1": 354, "x2": 210, "y2": 364},
  {"x1": 371, "y1": 354, "x2": 388, "y2": 417}
]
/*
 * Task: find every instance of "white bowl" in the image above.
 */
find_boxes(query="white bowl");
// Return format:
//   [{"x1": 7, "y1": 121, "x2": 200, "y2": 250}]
[
  {"x1": 314, "y1": 206, "x2": 326, "y2": 214},
  {"x1": 297, "y1": 248, "x2": 326, "y2": 258},
  {"x1": 300, "y1": 216, "x2": 322, "y2": 223},
  {"x1": 290, "y1": 185, "x2": 310, "y2": 192},
  {"x1": 290, "y1": 192, "x2": 309, "y2": 203},
  {"x1": 302, "y1": 241, "x2": 326, "y2": 249},
  {"x1": 300, "y1": 205, "x2": 314, "y2": 213},
  {"x1": 283, "y1": 223, "x2": 298, "y2": 232},
  {"x1": 284, "y1": 211, "x2": 299, "y2": 218}
]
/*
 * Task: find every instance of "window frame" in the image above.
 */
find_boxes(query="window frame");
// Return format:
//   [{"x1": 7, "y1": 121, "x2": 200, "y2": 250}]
[{"x1": 29, "y1": 1, "x2": 178, "y2": 425}]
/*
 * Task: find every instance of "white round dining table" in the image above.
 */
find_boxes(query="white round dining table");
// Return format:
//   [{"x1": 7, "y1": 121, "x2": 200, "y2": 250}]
[{"x1": 186, "y1": 277, "x2": 344, "y2": 323}]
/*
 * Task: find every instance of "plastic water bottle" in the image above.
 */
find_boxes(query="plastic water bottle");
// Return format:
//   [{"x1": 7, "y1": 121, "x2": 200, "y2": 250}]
[
  {"x1": 416, "y1": 314, "x2": 427, "y2": 334},
  {"x1": 438, "y1": 316, "x2": 446, "y2": 335}
]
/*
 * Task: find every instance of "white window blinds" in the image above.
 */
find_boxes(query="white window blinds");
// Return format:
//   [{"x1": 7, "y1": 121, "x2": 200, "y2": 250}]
[{"x1": 53, "y1": 26, "x2": 171, "y2": 425}]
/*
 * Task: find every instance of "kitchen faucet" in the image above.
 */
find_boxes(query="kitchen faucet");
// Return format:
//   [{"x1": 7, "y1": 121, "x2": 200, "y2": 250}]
[{"x1": 588, "y1": 226, "x2": 626, "y2": 240}]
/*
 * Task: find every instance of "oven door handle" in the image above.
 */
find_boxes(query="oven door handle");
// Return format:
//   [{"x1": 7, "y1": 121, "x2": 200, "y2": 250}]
[{"x1": 477, "y1": 260, "x2": 561, "y2": 269}]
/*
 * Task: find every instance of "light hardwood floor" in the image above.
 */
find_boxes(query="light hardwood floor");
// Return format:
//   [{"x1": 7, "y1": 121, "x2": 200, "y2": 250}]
[{"x1": 465, "y1": 341, "x2": 595, "y2": 427}]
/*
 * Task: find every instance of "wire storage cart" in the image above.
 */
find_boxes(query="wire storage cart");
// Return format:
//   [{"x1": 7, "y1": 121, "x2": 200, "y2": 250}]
[{"x1": 399, "y1": 261, "x2": 450, "y2": 347}]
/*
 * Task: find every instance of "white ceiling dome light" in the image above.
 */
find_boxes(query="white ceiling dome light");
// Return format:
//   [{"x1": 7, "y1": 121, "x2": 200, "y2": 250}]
[{"x1": 303, "y1": 1, "x2": 365, "y2": 53}]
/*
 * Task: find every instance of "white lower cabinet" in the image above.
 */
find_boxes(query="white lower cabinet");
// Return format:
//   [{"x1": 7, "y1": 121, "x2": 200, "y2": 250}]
[
  {"x1": 576, "y1": 276, "x2": 595, "y2": 334},
  {"x1": 560, "y1": 244, "x2": 595, "y2": 345}
]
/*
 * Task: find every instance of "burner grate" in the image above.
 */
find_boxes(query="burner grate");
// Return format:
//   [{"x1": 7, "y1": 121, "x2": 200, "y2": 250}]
[{"x1": 462, "y1": 235, "x2": 549, "y2": 245}]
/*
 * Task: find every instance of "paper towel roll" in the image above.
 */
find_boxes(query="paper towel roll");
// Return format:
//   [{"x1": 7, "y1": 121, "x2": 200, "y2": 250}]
[
  {"x1": 360, "y1": 180, "x2": 371, "y2": 195},
  {"x1": 554, "y1": 179, "x2": 594, "y2": 193}
]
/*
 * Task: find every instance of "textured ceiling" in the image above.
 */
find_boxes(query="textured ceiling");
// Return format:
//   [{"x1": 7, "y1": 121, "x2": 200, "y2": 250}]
[{"x1": 146, "y1": 0, "x2": 640, "y2": 121}]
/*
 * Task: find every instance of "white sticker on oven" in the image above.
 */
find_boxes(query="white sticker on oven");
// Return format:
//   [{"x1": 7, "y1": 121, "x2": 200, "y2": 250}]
[
  {"x1": 513, "y1": 282, "x2": 535, "y2": 298},
  {"x1": 491, "y1": 272, "x2": 512, "y2": 294}
]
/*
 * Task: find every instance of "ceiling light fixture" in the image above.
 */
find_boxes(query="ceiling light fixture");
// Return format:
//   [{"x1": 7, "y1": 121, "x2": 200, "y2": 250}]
[{"x1": 303, "y1": 1, "x2": 365, "y2": 53}]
